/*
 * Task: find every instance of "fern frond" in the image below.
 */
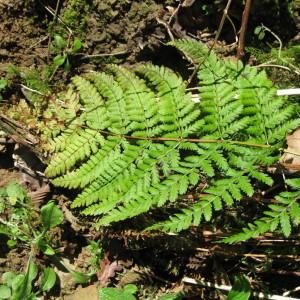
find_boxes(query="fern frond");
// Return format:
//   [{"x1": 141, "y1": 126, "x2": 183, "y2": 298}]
[
  {"x1": 88, "y1": 72, "x2": 128, "y2": 133},
  {"x1": 171, "y1": 39, "x2": 300, "y2": 145},
  {"x1": 72, "y1": 76, "x2": 109, "y2": 130},
  {"x1": 45, "y1": 128, "x2": 104, "y2": 177},
  {"x1": 95, "y1": 171, "x2": 195, "y2": 227},
  {"x1": 223, "y1": 178, "x2": 300, "y2": 243},
  {"x1": 74, "y1": 143, "x2": 176, "y2": 211},
  {"x1": 138, "y1": 64, "x2": 201, "y2": 138},
  {"x1": 48, "y1": 121, "x2": 83, "y2": 152},
  {"x1": 108, "y1": 65, "x2": 160, "y2": 136},
  {"x1": 46, "y1": 39, "x2": 300, "y2": 240},
  {"x1": 168, "y1": 39, "x2": 213, "y2": 65},
  {"x1": 149, "y1": 175, "x2": 254, "y2": 232},
  {"x1": 52, "y1": 136, "x2": 126, "y2": 188}
]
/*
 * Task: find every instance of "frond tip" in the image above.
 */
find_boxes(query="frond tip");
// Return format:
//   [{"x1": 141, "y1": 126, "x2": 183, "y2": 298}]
[{"x1": 222, "y1": 178, "x2": 300, "y2": 244}]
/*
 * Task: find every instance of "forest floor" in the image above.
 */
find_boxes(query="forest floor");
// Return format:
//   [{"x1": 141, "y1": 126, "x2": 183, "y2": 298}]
[{"x1": 0, "y1": 1, "x2": 300, "y2": 299}]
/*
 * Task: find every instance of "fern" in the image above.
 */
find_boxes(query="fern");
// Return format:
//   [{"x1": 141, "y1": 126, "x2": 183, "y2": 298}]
[
  {"x1": 151, "y1": 174, "x2": 254, "y2": 232},
  {"x1": 45, "y1": 39, "x2": 300, "y2": 237},
  {"x1": 223, "y1": 178, "x2": 300, "y2": 243}
]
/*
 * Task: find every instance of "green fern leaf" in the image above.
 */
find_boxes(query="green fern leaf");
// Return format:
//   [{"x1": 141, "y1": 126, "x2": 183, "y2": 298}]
[
  {"x1": 280, "y1": 211, "x2": 291, "y2": 237},
  {"x1": 290, "y1": 203, "x2": 300, "y2": 225},
  {"x1": 46, "y1": 39, "x2": 300, "y2": 239}
]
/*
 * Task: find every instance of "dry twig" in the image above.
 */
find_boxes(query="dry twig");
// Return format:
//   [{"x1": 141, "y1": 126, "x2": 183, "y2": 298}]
[{"x1": 237, "y1": 0, "x2": 252, "y2": 59}]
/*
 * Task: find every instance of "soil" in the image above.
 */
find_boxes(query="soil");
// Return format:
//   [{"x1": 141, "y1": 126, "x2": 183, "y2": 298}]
[
  {"x1": 0, "y1": 0, "x2": 300, "y2": 299},
  {"x1": 0, "y1": 1, "x2": 49, "y2": 73},
  {"x1": 1, "y1": 1, "x2": 298, "y2": 79}
]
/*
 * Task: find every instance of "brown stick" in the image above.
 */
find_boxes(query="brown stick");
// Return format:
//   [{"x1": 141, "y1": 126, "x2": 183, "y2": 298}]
[{"x1": 237, "y1": 0, "x2": 252, "y2": 59}]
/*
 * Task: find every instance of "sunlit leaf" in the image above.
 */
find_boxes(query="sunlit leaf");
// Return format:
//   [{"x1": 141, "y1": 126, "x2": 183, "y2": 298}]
[
  {"x1": 54, "y1": 35, "x2": 67, "y2": 49},
  {"x1": 0, "y1": 79, "x2": 8, "y2": 90},
  {"x1": 2, "y1": 272, "x2": 16, "y2": 288},
  {"x1": 6, "y1": 182, "x2": 26, "y2": 205},
  {"x1": 40, "y1": 201, "x2": 64, "y2": 230},
  {"x1": 41, "y1": 268, "x2": 56, "y2": 292},
  {"x1": 37, "y1": 238, "x2": 56, "y2": 255},
  {"x1": 158, "y1": 292, "x2": 183, "y2": 300},
  {"x1": 11, "y1": 258, "x2": 37, "y2": 299},
  {"x1": 72, "y1": 38, "x2": 82, "y2": 52},
  {"x1": 0, "y1": 285, "x2": 11, "y2": 299},
  {"x1": 123, "y1": 284, "x2": 138, "y2": 294},
  {"x1": 53, "y1": 55, "x2": 66, "y2": 66}
]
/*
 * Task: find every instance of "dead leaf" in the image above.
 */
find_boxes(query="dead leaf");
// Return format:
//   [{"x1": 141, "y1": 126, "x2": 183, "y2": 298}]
[
  {"x1": 280, "y1": 128, "x2": 300, "y2": 172},
  {"x1": 97, "y1": 257, "x2": 124, "y2": 287},
  {"x1": 286, "y1": 128, "x2": 300, "y2": 152}
]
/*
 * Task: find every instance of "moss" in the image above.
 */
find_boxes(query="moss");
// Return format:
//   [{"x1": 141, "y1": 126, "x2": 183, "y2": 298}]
[
  {"x1": 61, "y1": 0, "x2": 91, "y2": 37},
  {"x1": 128, "y1": 2, "x2": 157, "y2": 19}
]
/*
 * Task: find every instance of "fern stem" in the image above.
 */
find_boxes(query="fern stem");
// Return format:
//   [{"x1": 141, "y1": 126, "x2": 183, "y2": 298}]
[{"x1": 97, "y1": 130, "x2": 271, "y2": 148}]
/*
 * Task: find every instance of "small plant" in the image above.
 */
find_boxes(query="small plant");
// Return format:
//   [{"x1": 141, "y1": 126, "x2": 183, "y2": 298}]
[
  {"x1": 252, "y1": 24, "x2": 300, "y2": 76},
  {"x1": 0, "y1": 257, "x2": 56, "y2": 300},
  {"x1": 52, "y1": 34, "x2": 82, "y2": 71},
  {"x1": 0, "y1": 181, "x2": 63, "y2": 255},
  {"x1": 0, "y1": 65, "x2": 20, "y2": 100},
  {"x1": 254, "y1": 25, "x2": 266, "y2": 40},
  {"x1": 0, "y1": 181, "x2": 36, "y2": 248},
  {"x1": 86, "y1": 240, "x2": 104, "y2": 269},
  {"x1": 0, "y1": 181, "x2": 94, "y2": 292},
  {"x1": 0, "y1": 64, "x2": 52, "y2": 107},
  {"x1": 20, "y1": 68, "x2": 52, "y2": 105}
]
